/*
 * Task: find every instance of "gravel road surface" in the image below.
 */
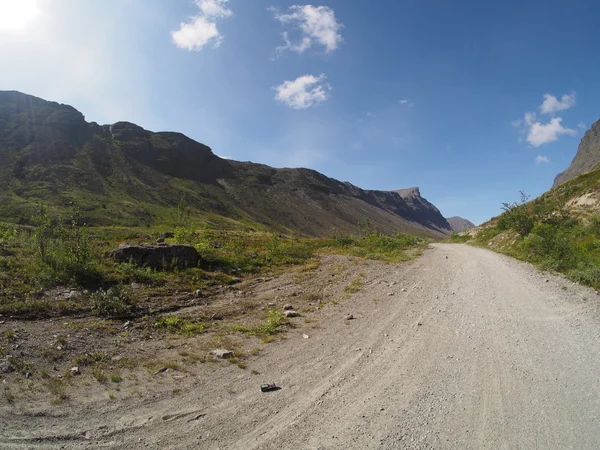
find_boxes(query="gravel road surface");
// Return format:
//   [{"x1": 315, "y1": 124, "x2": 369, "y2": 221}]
[{"x1": 2, "y1": 244, "x2": 600, "y2": 449}]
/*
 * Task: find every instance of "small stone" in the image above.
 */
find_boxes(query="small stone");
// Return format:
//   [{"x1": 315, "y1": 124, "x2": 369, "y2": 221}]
[
  {"x1": 417, "y1": 321, "x2": 423, "y2": 326},
  {"x1": 131, "y1": 283, "x2": 141, "y2": 290},
  {"x1": 545, "y1": 279, "x2": 550, "y2": 283},
  {"x1": 210, "y1": 314, "x2": 223, "y2": 321},
  {"x1": 303, "y1": 334, "x2": 310, "y2": 339},
  {"x1": 283, "y1": 304, "x2": 294, "y2": 311},
  {"x1": 345, "y1": 314, "x2": 354, "y2": 320},
  {"x1": 71, "y1": 367, "x2": 81, "y2": 376},
  {"x1": 285, "y1": 310, "x2": 299, "y2": 318},
  {"x1": 387, "y1": 292, "x2": 394, "y2": 296},
  {"x1": 211, "y1": 349, "x2": 234, "y2": 359},
  {"x1": 123, "y1": 321, "x2": 131, "y2": 328},
  {"x1": 194, "y1": 289, "x2": 204, "y2": 298},
  {"x1": 229, "y1": 278, "x2": 241, "y2": 285},
  {"x1": 267, "y1": 302, "x2": 276, "y2": 307},
  {"x1": 0, "y1": 360, "x2": 15, "y2": 374},
  {"x1": 445, "y1": 256, "x2": 448, "y2": 259},
  {"x1": 401, "y1": 288, "x2": 407, "y2": 292},
  {"x1": 156, "y1": 238, "x2": 165, "y2": 244}
]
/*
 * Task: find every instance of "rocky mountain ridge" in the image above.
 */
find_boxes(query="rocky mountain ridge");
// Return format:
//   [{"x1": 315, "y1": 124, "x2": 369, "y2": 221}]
[
  {"x1": 554, "y1": 118, "x2": 600, "y2": 187},
  {"x1": 0, "y1": 90, "x2": 454, "y2": 237}
]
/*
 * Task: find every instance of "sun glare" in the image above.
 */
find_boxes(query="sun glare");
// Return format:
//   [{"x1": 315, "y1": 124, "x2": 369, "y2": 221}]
[{"x1": 0, "y1": 0, "x2": 40, "y2": 32}]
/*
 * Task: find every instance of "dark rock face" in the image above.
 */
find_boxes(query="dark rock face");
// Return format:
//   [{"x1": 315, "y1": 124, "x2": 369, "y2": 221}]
[
  {"x1": 554, "y1": 119, "x2": 600, "y2": 187},
  {"x1": 395, "y1": 187, "x2": 453, "y2": 234},
  {"x1": 446, "y1": 216, "x2": 476, "y2": 233},
  {"x1": 106, "y1": 243, "x2": 202, "y2": 270}
]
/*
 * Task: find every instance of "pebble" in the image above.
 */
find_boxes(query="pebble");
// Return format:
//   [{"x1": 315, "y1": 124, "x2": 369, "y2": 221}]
[{"x1": 345, "y1": 314, "x2": 354, "y2": 320}]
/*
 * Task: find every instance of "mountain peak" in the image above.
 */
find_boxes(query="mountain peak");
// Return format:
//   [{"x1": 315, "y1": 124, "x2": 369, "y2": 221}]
[
  {"x1": 554, "y1": 118, "x2": 600, "y2": 187},
  {"x1": 394, "y1": 187, "x2": 421, "y2": 197}
]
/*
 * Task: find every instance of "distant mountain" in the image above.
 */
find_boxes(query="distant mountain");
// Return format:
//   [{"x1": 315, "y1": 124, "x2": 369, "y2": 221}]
[
  {"x1": 446, "y1": 216, "x2": 475, "y2": 233},
  {"x1": 395, "y1": 187, "x2": 452, "y2": 232},
  {"x1": 0, "y1": 91, "x2": 453, "y2": 238},
  {"x1": 554, "y1": 119, "x2": 600, "y2": 187}
]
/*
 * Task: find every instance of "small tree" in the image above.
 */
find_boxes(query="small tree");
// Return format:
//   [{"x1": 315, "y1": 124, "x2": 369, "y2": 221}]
[{"x1": 498, "y1": 191, "x2": 535, "y2": 236}]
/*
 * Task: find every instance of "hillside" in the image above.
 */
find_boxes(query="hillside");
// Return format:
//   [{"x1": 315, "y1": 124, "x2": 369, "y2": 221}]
[
  {"x1": 446, "y1": 216, "x2": 476, "y2": 233},
  {"x1": 554, "y1": 118, "x2": 600, "y2": 187},
  {"x1": 0, "y1": 90, "x2": 452, "y2": 237},
  {"x1": 457, "y1": 167, "x2": 600, "y2": 289}
]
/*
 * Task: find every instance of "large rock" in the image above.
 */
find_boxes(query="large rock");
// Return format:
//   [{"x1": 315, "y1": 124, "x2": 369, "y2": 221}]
[{"x1": 106, "y1": 243, "x2": 201, "y2": 270}]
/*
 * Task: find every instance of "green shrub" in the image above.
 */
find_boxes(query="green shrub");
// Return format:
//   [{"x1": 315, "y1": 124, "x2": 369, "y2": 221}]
[
  {"x1": 91, "y1": 286, "x2": 132, "y2": 318},
  {"x1": 261, "y1": 309, "x2": 286, "y2": 335}
]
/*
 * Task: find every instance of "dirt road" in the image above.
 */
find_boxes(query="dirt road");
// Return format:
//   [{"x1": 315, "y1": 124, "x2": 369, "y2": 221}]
[{"x1": 3, "y1": 244, "x2": 600, "y2": 449}]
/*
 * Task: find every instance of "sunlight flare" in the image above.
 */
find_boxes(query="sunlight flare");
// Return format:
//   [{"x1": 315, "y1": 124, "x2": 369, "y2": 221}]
[{"x1": 0, "y1": 0, "x2": 40, "y2": 32}]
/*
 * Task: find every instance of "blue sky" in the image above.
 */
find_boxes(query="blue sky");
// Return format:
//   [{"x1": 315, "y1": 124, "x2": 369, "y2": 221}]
[{"x1": 1, "y1": 0, "x2": 600, "y2": 225}]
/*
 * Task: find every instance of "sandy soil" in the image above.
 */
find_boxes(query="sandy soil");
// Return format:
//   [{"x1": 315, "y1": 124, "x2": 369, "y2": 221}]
[{"x1": 2, "y1": 243, "x2": 600, "y2": 449}]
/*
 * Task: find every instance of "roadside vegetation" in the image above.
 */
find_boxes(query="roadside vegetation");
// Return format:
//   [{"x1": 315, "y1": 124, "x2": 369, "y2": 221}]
[
  {"x1": 459, "y1": 168, "x2": 600, "y2": 289},
  {"x1": 0, "y1": 209, "x2": 427, "y2": 318}
]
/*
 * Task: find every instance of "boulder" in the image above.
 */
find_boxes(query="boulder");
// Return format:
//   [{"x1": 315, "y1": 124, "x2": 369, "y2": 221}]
[
  {"x1": 211, "y1": 349, "x2": 234, "y2": 359},
  {"x1": 106, "y1": 243, "x2": 202, "y2": 270}
]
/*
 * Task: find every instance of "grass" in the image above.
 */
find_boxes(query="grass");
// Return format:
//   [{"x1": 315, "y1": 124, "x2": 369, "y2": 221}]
[
  {"x1": 5, "y1": 330, "x2": 16, "y2": 342},
  {"x1": 232, "y1": 309, "x2": 287, "y2": 339},
  {"x1": 344, "y1": 277, "x2": 364, "y2": 294},
  {"x1": 0, "y1": 212, "x2": 426, "y2": 319},
  {"x1": 463, "y1": 170, "x2": 600, "y2": 289},
  {"x1": 155, "y1": 315, "x2": 207, "y2": 336},
  {"x1": 47, "y1": 378, "x2": 67, "y2": 404}
]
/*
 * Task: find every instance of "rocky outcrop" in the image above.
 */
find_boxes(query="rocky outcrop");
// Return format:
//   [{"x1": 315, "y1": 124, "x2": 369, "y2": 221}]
[
  {"x1": 395, "y1": 187, "x2": 453, "y2": 234},
  {"x1": 446, "y1": 216, "x2": 475, "y2": 233},
  {"x1": 106, "y1": 243, "x2": 202, "y2": 270},
  {"x1": 554, "y1": 119, "x2": 600, "y2": 187}
]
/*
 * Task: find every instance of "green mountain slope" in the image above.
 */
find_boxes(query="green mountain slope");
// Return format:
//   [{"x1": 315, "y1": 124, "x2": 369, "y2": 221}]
[
  {"x1": 0, "y1": 91, "x2": 452, "y2": 237},
  {"x1": 459, "y1": 168, "x2": 600, "y2": 288}
]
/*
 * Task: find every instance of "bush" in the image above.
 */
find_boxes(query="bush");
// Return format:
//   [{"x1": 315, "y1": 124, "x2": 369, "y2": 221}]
[
  {"x1": 261, "y1": 309, "x2": 286, "y2": 335},
  {"x1": 91, "y1": 286, "x2": 132, "y2": 318}
]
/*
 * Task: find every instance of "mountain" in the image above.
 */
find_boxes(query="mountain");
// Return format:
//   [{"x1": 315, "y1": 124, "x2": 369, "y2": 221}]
[
  {"x1": 554, "y1": 118, "x2": 600, "y2": 187},
  {"x1": 0, "y1": 90, "x2": 453, "y2": 238},
  {"x1": 446, "y1": 216, "x2": 475, "y2": 233},
  {"x1": 395, "y1": 187, "x2": 452, "y2": 232}
]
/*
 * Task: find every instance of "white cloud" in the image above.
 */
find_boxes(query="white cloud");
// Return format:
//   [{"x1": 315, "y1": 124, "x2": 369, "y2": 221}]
[
  {"x1": 540, "y1": 92, "x2": 576, "y2": 115},
  {"x1": 274, "y1": 74, "x2": 331, "y2": 109},
  {"x1": 526, "y1": 116, "x2": 576, "y2": 147},
  {"x1": 535, "y1": 155, "x2": 550, "y2": 165},
  {"x1": 399, "y1": 99, "x2": 414, "y2": 107},
  {"x1": 578, "y1": 122, "x2": 587, "y2": 130},
  {"x1": 196, "y1": 0, "x2": 232, "y2": 18},
  {"x1": 171, "y1": 0, "x2": 232, "y2": 51},
  {"x1": 513, "y1": 93, "x2": 577, "y2": 147},
  {"x1": 271, "y1": 5, "x2": 343, "y2": 54},
  {"x1": 365, "y1": 112, "x2": 377, "y2": 119}
]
